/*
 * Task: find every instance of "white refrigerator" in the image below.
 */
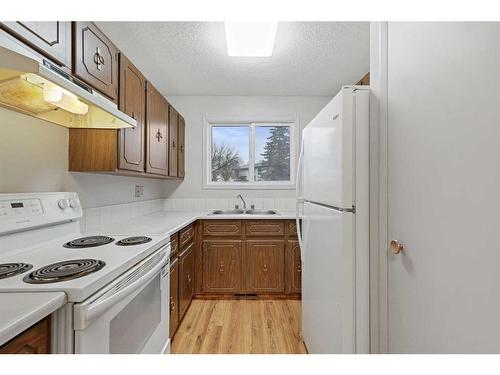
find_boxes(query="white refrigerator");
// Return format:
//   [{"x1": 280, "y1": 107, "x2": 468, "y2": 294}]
[{"x1": 296, "y1": 86, "x2": 370, "y2": 353}]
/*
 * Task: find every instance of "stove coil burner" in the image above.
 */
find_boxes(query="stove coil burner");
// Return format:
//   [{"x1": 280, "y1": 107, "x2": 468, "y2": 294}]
[
  {"x1": 0, "y1": 263, "x2": 33, "y2": 280},
  {"x1": 63, "y1": 236, "x2": 114, "y2": 249},
  {"x1": 23, "y1": 259, "x2": 105, "y2": 284},
  {"x1": 115, "y1": 236, "x2": 153, "y2": 246}
]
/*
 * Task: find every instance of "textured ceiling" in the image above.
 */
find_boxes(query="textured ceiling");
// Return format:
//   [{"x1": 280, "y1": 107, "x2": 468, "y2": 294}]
[{"x1": 96, "y1": 22, "x2": 369, "y2": 96}]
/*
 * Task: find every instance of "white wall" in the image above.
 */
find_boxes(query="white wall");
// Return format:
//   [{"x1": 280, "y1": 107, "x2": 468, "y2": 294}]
[
  {"x1": 163, "y1": 95, "x2": 330, "y2": 200},
  {"x1": 0, "y1": 108, "x2": 165, "y2": 208}
]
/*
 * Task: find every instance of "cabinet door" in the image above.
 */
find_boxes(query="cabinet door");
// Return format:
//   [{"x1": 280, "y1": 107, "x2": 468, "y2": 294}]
[
  {"x1": 178, "y1": 115, "x2": 185, "y2": 178},
  {"x1": 146, "y1": 83, "x2": 169, "y2": 176},
  {"x1": 118, "y1": 55, "x2": 146, "y2": 172},
  {"x1": 0, "y1": 22, "x2": 71, "y2": 68},
  {"x1": 202, "y1": 240, "x2": 241, "y2": 293},
  {"x1": 246, "y1": 240, "x2": 285, "y2": 293},
  {"x1": 73, "y1": 22, "x2": 119, "y2": 101},
  {"x1": 168, "y1": 106, "x2": 178, "y2": 177},
  {"x1": 179, "y1": 243, "x2": 195, "y2": 319},
  {"x1": 169, "y1": 258, "x2": 179, "y2": 338},
  {"x1": 286, "y1": 240, "x2": 301, "y2": 293}
]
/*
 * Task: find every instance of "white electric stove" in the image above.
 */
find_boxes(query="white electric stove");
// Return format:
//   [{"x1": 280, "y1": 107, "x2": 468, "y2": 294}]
[{"x1": 0, "y1": 192, "x2": 171, "y2": 354}]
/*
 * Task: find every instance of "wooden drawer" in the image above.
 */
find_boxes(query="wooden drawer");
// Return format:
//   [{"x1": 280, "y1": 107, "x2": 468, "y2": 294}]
[
  {"x1": 179, "y1": 224, "x2": 195, "y2": 249},
  {"x1": 169, "y1": 232, "x2": 179, "y2": 259},
  {"x1": 0, "y1": 317, "x2": 50, "y2": 354},
  {"x1": 246, "y1": 220, "x2": 285, "y2": 236},
  {"x1": 203, "y1": 220, "x2": 242, "y2": 237}
]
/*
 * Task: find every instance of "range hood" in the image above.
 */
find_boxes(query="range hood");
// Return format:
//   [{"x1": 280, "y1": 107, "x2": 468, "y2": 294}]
[{"x1": 0, "y1": 36, "x2": 136, "y2": 129}]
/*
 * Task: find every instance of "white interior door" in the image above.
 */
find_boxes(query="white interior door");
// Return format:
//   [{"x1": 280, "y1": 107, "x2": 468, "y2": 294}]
[{"x1": 386, "y1": 22, "x2": 500, "y2": 353}]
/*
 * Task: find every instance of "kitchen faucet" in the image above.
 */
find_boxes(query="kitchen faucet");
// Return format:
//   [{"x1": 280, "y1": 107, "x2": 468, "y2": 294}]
[{"x1": 236, "y1": 194, "x2": 247, "y2": 209}]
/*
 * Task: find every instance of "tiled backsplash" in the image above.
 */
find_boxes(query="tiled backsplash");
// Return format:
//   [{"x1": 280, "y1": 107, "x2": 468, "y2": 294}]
[
  {"x1": 82, "y1": 197, "x2": 296, "y2": 233},
  {"x1": 162, "y1": 198, "x2": 297, "y2": 211}
]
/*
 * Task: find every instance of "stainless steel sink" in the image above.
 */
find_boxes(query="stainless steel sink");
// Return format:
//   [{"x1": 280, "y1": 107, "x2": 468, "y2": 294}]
[
  {"x1": 244, "y1": 209, "x2": 278, "y2": 215},
  {"x1": 210, "y1": 209, "x2": 245, "y2": 215},
  {"x1": 208, "y1": 209, "x2": 278, "y2": 215}
]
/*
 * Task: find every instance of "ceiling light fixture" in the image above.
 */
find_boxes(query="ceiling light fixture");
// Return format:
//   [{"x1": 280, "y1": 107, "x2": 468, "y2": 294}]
[{"x1": 224, "y1": 22, "x2": 278, "y2": 57}]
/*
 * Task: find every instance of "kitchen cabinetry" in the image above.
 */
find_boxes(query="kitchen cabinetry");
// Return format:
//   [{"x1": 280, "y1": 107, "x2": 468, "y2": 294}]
[
  {"x1": 73, "y1": 22, "x2": 119, "y2": 102},
  {"x1": 0, "y1": 316, "x2": 50, "y2": 354},
  {"x1": 356, "y1": 72, "x2": 370, "y2": 86},
  {"x1": 0, "y1": 22, "x2": 72, "y2": 68},
  {"x1": 178, "y1": 116, "x2": 186, "y2": 178},
  {"x1": 178, "y1": 242, "x2": 195, "y2": 319},
  {"x1": 169, "y1": 223, "x2": 196, "y2": 338},
  {"x1": 169, "y1": 258, "x2": 179, "y2": 338},
  {"x1": 202, "y1": 240, "x2": 242, "y2": 293},
  {"x1": 286, "y1": 240, "x2": 302, "y2": 293},
  {"x1": 168, "y1": 106, "x2": 178, "y2": 177},
  {"x1": 198, "y1": 219, "x2": 300, "y2": 298},
  {"x1": 118, "y1": 55, "x2": 146, "y2": 172},
  {"x1": 146, "y1": 83, "x2": 169, "y2": 176}
]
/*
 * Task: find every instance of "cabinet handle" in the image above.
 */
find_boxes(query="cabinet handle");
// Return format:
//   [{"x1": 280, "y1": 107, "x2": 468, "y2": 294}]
[
  {"x1": 93, "y1": 47, "x2": 105, "y2": 71},
  {"x1": 297, "y1": 263, "x2": 301, "y2": 273},
  {"x1": 187, "y1": 274, "x2": 192, "y2": 284},
  {"x1": 155, "y1": 129, "x2": 163, "y2": 142},
  {"x1": 219, "y1": 262, "x2": 224, "y2": 273},
  {"x1": 172, "y1": 140, "x2": 176, "y2": 150},
  {"x1": 170, "y1": 296, "x2": 175, "y2": 313},
  {"x1": 180, "y1": 144, "x2": 184, "y2": 153},
  {"x1": 263, "y1": 264, "x2": 268, "y2": 273}
]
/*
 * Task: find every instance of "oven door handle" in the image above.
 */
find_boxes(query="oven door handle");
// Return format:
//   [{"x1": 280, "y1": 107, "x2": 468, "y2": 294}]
[{"x1": 74, "y1": 249, "x2": 169, "y2": 330}]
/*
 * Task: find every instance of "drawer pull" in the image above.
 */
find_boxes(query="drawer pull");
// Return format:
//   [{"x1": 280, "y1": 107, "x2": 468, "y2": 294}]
[
  {"x1": 219, "y1": 262, "x2": 224, "y2": 273},
  {"x1": 170, "y1": 296, "x2": 176, "y2": 313}
]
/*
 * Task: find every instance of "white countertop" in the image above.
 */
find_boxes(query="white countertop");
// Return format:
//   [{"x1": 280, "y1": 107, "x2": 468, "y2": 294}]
[
  {"x1": 0, "y1": 292, "x2": 66, "y2": 346},
  {"x1": 98, "y1": 209, "x2": 297, "y2": 236}
]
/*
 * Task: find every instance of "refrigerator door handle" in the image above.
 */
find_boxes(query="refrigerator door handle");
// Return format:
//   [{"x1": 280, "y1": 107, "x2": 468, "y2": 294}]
[{"x1": 296, "y1": 135, "x2": 305, "y2": 258}]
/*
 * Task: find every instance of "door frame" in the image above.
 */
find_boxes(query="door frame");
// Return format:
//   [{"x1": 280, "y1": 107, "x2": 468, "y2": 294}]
[{"x1": 368, "y1": 22, "x2": 389, "y2": 354}]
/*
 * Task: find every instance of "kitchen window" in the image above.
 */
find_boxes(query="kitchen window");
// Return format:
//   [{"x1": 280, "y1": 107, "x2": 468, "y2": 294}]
[{"x1": 205, "y1": 121, "x2": 296, "y2": 189}]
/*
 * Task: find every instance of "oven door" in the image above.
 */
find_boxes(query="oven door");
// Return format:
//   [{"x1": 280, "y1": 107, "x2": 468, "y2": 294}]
[{"x1": 73, "y1": 246, "x2": 170, "y2": 354}]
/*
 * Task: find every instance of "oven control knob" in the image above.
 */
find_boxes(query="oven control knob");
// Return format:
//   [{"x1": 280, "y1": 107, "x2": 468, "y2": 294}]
[
  {"x1": 58, "y1": 199, "x2": 69, "y2": 209},
  {"x1": 68, "y1": 198, "x2": 79, "y2": 208}
]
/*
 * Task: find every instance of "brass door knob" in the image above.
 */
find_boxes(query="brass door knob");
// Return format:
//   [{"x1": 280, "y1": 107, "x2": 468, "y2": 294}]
[{"x1": 390, "y1": 240, "x2": 404, "y2": 254}]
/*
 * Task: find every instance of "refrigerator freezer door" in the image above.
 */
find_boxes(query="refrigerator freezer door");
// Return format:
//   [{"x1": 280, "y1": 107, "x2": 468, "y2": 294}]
[
  {"x1": 301, "y1": 201, "x2": 355, "y2": 353},
  {"x1": 303, "y1": 87, "x2": 355, "y2": 208}
]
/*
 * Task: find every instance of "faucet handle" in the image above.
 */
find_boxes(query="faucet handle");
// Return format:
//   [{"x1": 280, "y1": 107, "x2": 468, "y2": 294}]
[
  {"x1": 235, "y1": 204, "x2": 239, "y2": 209},
  {"x1": 251, "y1": 204, "x2": 255, "y2": 210}
]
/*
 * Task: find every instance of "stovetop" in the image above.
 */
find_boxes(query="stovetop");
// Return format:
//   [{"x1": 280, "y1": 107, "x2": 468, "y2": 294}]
[{"x1": 0, "y1": 232, "x2": 169, "y2": 302}]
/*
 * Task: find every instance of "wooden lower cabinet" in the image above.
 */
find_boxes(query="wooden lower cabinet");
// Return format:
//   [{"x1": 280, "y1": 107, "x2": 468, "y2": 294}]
[
  {"x1": 286, "y1": 240, "x2": 302, "y2": 293},
  {"x1": 169, "y1": 258, "x2": 179, "y2": 337},
  {"x1": 202, "y1": 240, "x2": 242, "y2": 293},
  {"x1": 245, "y1": 240, "x2": 285, "y2": 293},
  {"x1": 0, "y1": 317, "x2": 50, "y2": 354},
  {"x1": 178, "y1": 242, "x2": 195, "y2": 318}
]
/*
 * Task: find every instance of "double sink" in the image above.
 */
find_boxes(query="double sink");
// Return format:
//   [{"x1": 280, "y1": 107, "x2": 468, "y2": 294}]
[{"x1": 209, "y1": 209, "x2": 278, "y2": 216}]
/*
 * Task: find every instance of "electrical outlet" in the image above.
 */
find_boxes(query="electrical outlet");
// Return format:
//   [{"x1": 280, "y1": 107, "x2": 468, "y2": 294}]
[{"x1": 135, "y1": 185, "x2": 144, "y2": 198}]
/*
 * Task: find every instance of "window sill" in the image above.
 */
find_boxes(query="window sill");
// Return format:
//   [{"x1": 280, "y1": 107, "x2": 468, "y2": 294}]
[{"x1": 203, "y1": 183, "x2": 296, "y2": 190}]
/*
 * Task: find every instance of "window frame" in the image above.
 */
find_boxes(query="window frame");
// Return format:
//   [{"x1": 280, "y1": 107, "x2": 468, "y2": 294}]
[{"x1": 203, "y1": 116, "x2": 297, "y2": 190}]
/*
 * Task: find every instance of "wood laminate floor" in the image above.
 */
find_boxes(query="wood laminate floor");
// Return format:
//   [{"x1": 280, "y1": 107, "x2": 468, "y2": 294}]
[{"x1": 171, "y1": 299, "x2": 307, "y2": 354}]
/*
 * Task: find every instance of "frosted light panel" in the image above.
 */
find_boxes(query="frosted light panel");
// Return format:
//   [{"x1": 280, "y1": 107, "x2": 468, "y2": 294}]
[{"x1": 224, "y1": 22, "x2": 278, "y2": 57}]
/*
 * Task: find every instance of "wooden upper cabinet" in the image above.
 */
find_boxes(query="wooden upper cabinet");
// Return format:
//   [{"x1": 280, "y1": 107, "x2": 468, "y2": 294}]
[
  {"x1": 73, "y1": 22, "x2": 119, "y2": 101},
  {"x1": 146, "y1": 83, "x2": 169, "y2": 176},
  {"x1": 118, "y1": 55, "x2": 146, "y2": 172},
  {"x1": 245, "y1": 240, "x2": 285, "y2": 293},
  {"x1": 168, "y1": 106, "x2": 178, "y2": 177},
  {"x1": 0, "y1": 22, "x2": 72, "y2": 68},
  {"x1": 178, "y1": 115, "x2": 185, "y2": 178},
  {"x1": 202, "y1": 240, "x2": 242, "y2": 293}
]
